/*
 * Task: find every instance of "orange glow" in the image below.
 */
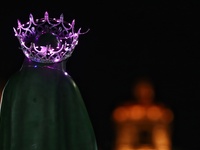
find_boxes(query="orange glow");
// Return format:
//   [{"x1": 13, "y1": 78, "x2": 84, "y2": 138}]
[
  {"x1": 132, "y1": 79, "x2": 155, "y2": 105},
  {"x1": 163, "y1": 109, "x2": 174, "y2": 123},
  {"x1": 153, "y1": 126, "x2": 171, "y2": 150},
  {"x1": 112, "y1": 78, "x2": 174, "y2": 150},
  {"x1": 113, "y1": 106, "x2": 129, "y2": 122},
  {"x1": 115, "y1": 145, "x2": 133, "y2": 150},
  {"x1": 137, "y1": 145, "x2": 156, "y2": 150},
  {"x1": 147, "y1": 106, "x2": 163, "y2": 121},
  {"x1": 129, "y1": 105, "x2": 146, "y2": 120}
]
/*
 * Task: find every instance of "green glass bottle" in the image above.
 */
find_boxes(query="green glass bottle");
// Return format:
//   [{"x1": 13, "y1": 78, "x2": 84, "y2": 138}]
[{"x1": 0, "y1": 12, "x2": 98, "y2": 150}]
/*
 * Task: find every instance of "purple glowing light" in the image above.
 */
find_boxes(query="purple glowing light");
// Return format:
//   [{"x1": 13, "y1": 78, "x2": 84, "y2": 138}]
[{"x1": 13, "y1": 11, "x2": 88, "y2": 63}]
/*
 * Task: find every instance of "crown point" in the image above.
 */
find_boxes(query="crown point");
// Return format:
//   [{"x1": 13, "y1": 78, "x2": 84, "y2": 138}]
[
  {"x1": 29, "y1": 14, "x2": 34, "y2": 22},
  {"x1": 17, "y1": 20, "x2": 22, "y2": 27},
  {"x1": 13, "y1": 27, "x2": 17, "y2": 35},
  {"x1": 60, "y1": 13, "x2": 64, "y2": 21},
  {"x1": 44, "y1": 11, "x2": 49, "y2": 20}
]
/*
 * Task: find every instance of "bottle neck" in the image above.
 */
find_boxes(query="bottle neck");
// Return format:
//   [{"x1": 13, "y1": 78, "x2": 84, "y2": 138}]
[{"x1": 21, "y1": 57, "x2": 67, "y2": 73}]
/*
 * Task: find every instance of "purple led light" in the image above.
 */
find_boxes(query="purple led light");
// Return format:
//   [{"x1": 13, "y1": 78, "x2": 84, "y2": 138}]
[{"x1": 13, "y1": 11, "x2": 88, "y2": 63}]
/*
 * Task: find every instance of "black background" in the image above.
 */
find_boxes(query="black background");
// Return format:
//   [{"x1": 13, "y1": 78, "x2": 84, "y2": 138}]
[{"x1": 1, "y1": 1, "x2": 200, "y2": 150}]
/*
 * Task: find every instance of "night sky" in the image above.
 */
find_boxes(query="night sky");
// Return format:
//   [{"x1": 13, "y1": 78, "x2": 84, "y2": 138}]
[{"x1": 1, "y1": 1, "x2": 200, "y2": 150}]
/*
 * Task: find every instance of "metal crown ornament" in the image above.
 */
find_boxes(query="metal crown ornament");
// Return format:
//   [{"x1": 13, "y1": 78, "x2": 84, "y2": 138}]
[{"x1": 13, "y1": 11, "x2": 87, "y2": 63}]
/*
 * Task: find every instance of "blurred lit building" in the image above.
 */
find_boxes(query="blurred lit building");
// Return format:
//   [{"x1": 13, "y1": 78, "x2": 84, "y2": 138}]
[{"x1": 112, "y1": 78, "x2": 174, "y2": 150}]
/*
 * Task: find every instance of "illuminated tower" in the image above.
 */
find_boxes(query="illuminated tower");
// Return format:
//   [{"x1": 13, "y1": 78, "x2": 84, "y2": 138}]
[
  {"x1": 0, "y1": 12, "x2": 98, "y2": 150},
  {"x1": 112, "y1": 78, "x2": 173, "y2": 150}
]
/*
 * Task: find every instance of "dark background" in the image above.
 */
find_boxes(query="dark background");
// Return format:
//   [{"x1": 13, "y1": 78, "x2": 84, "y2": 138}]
[{"x1": 1, "y1": 1, "x2": 200, "y2": 150}]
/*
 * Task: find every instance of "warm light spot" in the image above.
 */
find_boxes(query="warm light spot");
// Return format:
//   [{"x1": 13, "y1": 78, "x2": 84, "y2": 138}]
[
  {"x1": 133, "y1": 81, "x2": 155, "y2": 104},
  {"x1": 113, "y1": 106, "x2": 129, "y2": 122},
  {"x1": 116, "y1": 145, "x2": 133, "y2": 150},
  {"x1": 155, "y1": 128, "x2": 167, "y2": 140},
  {"x1": 129, "y1": 105, "x2": 146, "y2": 120},
  {"x1": 147, "y1": 106, "x2": 162, "y2": 121},
  {"x1": 153, "y1": 126, "x2": 170, "y2": 148},
  {"x1": 163, "y1": 109, "x2": 174, "y2": 123},
  {"x1": 137, "y1": 145, "x2": 156, "y2": 150}
]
